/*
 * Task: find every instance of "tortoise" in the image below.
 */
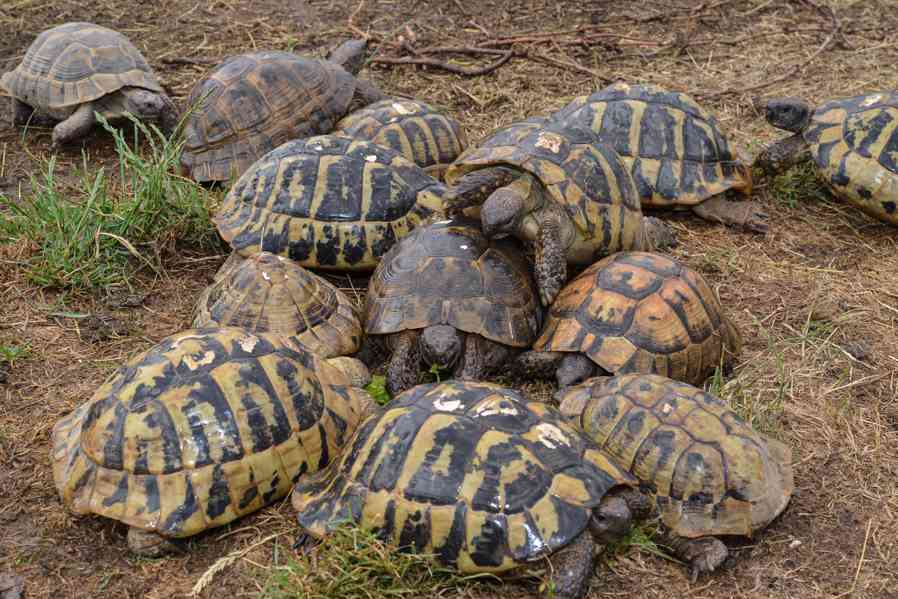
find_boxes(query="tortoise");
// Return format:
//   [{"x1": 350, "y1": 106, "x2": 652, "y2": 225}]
[
  {"x1": 1, "y1": 22, "x2": 177, "y2": 147},
  {"x1": 755, "y1": 92, "x2": 898, "y2": 226},
  {"x1": 557, "y1": 373, "x2": 794, "y2": 579},
  {"x1": 292, "y1": 380, "x2": 650, "y2": 599},
  {"x1": 192, "y1": 251, "x2": 363, "y2": 358},
  {"x1": 181, "y1": 40, "x2": 387, "y2": 184},
  {"x1": 213, "y1": 134, "x2": 446, "y2": 271},
  {"x1": 444, "y1": 118, "x2": 676, "y2": 307},
  {"x1": 551, "y1": 82, "x2": 764, "y2": 232},
  {"x1": 51, "y1": 327, "x2": 372, "y2": 556},
  {"x1": 335, "y1": 98, "x2": 467, "y2": 178},
  {"x1": 516, "y1": 251, "x2": 741, "y2": 387},
  {"x1": 364, "y1": 218, "x2": 542, "y2": 395}
]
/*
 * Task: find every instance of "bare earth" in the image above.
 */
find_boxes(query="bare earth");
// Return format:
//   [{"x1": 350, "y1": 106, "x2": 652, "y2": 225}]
[{"x1": 0, "y1": 1, "x2": 896, "y2": 598}]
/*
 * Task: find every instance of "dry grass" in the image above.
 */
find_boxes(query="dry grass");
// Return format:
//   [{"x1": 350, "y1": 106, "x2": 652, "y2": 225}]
[{"x1": 1, "y1": 0, "x2": 897, "y2": 598}]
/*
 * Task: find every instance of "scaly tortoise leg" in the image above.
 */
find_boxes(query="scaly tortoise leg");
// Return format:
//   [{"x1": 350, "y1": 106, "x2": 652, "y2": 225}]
[
  {"x1": 657, "y1": 529, "x2": 729, "y2": 582},
  {"x1": 555, "y1": 353, "x2": 598, "y2": 388},
  {"x1": 535, "y1": 214, "x2": 567, "y2": 307},
  {"x1": 52, "y1": 102, "x2": 97, "y2": 147},
  {"x1": 691, "y1": 196, "x2": 769, "y2": 234},
  {"x1": 752, "y1": 133, "x2": 812, "y2": 175},
  {"x1": 641, "y1": 216, "x2": 679, "y2": 250},
  {"x1": 386, "y1": 330, "x2": 421, "y2": 396},
  {"x1": 12, "y1": 98, "x2": 34, "y2": 126},
  {"x1": 444, "y1": 166, "x2": 521, "y2": 217},
  {"x1": 455, "y1": 335, "x2": 513, "y2": 381},
  {"x1": 127, "y1": 527, "x2": 180, "y2": 557},
  {"x1": 544, "y1": 529, "x2": 596, "y2": 599},
  {"x1": 514, "y1": 350, "x2": 565, "y2": 380}
]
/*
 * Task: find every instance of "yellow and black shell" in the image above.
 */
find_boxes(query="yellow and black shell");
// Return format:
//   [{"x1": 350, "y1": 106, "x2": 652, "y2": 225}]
[
  {"x1": 0, "y1": 22, "x2": 163, "y2": 111},
  {"x1": 552, "y1": 82, "x2": 752, "y2": 207},
  {"x1": 51, "y1": 328, "x2": 369, "y2": 540},
  {"x1": 365, "y1": 219, "x2": 542, "y2": 347},
  {"x1": 192, "y1": 252, "x2": 362, "y2": 358},
  {"x1": 558, "y1": 374, "x2": 793, "y2": 538},
  {"x1": 802, "y1": 91, "x2": 898, "y2": 225},
  {"x1": 213, "y1": 135, "x2": 446, "y2": 271},
  {"x1": 535, "y1": 252, "x2": 741, "y2": 386},
  {"x1": 335, "y1": 98, "x2": 467, "y2": 178},
  {"x1": 444, "y1": 118, "x2": 645, "y2": 262},
  {"x1": 292, "y1": 381, "x2": 634, "y2": 573},
  {"x1": 180, "y1": 51, "x2": 357, "y2": 184}
]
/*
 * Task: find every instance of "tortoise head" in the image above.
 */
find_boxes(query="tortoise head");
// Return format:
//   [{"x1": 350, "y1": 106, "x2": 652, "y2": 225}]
[
  {"x1": 588, "y1": 493, "x2": 633, "y2": 545},
  {"x1": 419, "y1": 325, "x2": 465, "y2": 371},
  {"x1": 122, "y1": 88, "x2": 180, "y2": 136},
  {"x1": 764, "y1": 97, "x2": 812, "y2": 133},
  {"x1": 326, "y1": 39, "x2": 368, "y2": 76},
  {"x1": 482, "y1": 184, "x2": 527, "y2": 239}
]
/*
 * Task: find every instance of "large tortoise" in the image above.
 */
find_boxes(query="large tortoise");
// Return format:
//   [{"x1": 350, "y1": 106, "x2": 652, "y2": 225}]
[
  {"x1": 364, "y1": 218, "x2": 542, "y2": 395},
  {"x1": 755, "y1": 92, "x2": 898, "y2": 226},
  {"x1": 516, "y1": 252, "x2": 741, "y2": 387},
  {"x1": 558, "y1": 374, "x2": 794, "y2": 579},
  {"x1": 292, "y1": 381, "x2": 648, "y2": 599},
  {"x1": 213, "y1": 135, "x2": 446, "y2": 271},
  {"x1": 551, "y1": 83, "x2": 763, "y2": 232},
  {"x1": 1, "y1": 22, "x2": 177, "y2": 147},
  {"x1": 335, "y1": 98, "x2": 467, "y2": 178},
  {"x1": 51, "y1": 328, "x2": 372, "y2": 555},
  {"x1": 444, "y1": 118, "x2": 675, "y2": 306},
  {"x1": 192, "y1": 251, "x2": 363, "y2": 358},
  {"x1": 181, "y1": 40, "x2": 386, "y2": 184}
]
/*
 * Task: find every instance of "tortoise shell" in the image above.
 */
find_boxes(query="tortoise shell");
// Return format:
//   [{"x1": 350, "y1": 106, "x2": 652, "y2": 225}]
[
  {"x1": 444, "y1": 119, "x2": 645, "y2": 262},
  {"x1": 335, "y1": 98, "x2": 467, "y2": 177},
  {"x1": 365, "y1": 219, "x2": 542, "y2": 347},
  {"x1": 802, "y1": 91, "x2": 898, "y2": 225},
  {"x1": 180, "y1": 51, "x2": 357, "y2": 184},
  {"x1": 51, "y1": 328, "x2": 369, "y2": 539},
  {"x1": 1, "y1": 22, "x2": 162, "y2": 110},
  {"x1": 552, "y1": 82, "x2": 752, "y2": 207},
  {"x1": 213, "y1": 135, "x2": 446, "y2": 271},
  {"x1": 292, "y1": 380, "x2": 634, "y2": 573},
  {"x1": 192, "y1": 252, "x2": 362, "y2": 358},
  {"x1": 535, "y1": 252, "x2": 741, "y2": 386},
  {"x1": 558, "y1": 374, "x2": 793, "y2": 537}
]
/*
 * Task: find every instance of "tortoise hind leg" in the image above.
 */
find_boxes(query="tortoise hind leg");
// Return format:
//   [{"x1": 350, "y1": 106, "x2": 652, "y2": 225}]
[
  {"x1": 386, "y1": 330, "x2": 421, "y2": 396},
  {"x1": 544, "y1": 529, "x2": 596, "y2": 599},
  {"x1": 52, "y1": 102, "x2": 97, "y2": 147},
  {"x1": 455, "y1": 335, "x2": 513, "y2": 381},
  {"x1": 657, "y1": 530, "x2": 728, "y2": 582},
  {"x1": 127, "y1": 527, "x2": 180, "y2": 557},
  {"x1": 691, "y1": 195, "x2": 769, "y2": 234}
]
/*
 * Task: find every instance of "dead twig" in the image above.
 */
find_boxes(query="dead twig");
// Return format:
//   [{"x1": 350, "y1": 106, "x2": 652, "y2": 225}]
[
  {"x1": 371, "y1": 48, "x2": 512, "y2": 76},
  {"x1": 161, "y1": 57, "x2": 215, "y2": 66}
]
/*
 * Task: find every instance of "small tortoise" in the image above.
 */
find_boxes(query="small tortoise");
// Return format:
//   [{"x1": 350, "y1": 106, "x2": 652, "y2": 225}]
[
  {"x1": 293, "y1": 381, "x2": 648, "y2": 599},
  {"x1": 444, "y1": 118, "x2": 675, "y2": 307},
  {"x1": 51, "y1": 328, "x2": 372, "y2": 555},
  {"x1": 213, "y1": 135, "x2": 446, "y2": 271},
  {"x1": 365, "y1": 218, "x2": 542, "y2": 395},
  {"x1": 181, "y1": 41, "x2": 387, "y2": 184},
  {"x1": 1, "y1": 22, "x2": 177, "y2": 147},
  {"x1": 755, "y1": 92, "x2": 898, "y2": 226},
  {"x1": 516, "y1": 252, "x2": 741, "y2": 387},
  {"x1": 558, "y1": 374, "x2": 794, "y2": 579},
  {"x1": 192, "y1": 251, "x2": 363, "y2": 358},
  {"x1": 552, "y1": 83, "x2": 764, "y2": 232},
  {"x1": 335, "y1": 98, "x2": 467, "y2": 179}
]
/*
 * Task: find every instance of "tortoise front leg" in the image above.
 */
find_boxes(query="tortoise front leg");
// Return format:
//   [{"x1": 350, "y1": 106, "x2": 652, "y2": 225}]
[
  {"x1": 444, "y1": 166, "x2": 521, "y2": 217},
  {"x1": 752, "y1": 133, "x2": 812, "y2": 175},
  {"x1": 544, "y1": 529, "x2": 596, "y2": 599},
  {"x1": 555, "y1": 353, "x2": 598, "y2": 387},
  {"x1": 386, "y1": 330, "x2": 421, "y2": 396},
  {"x1": 52, "y1": 102, "x2": 97, "y2": 147},
  {"x1": 657, "y1": 529, "x2": 728, "y2": 582},
  {"x1": 691, "y1": 196, "x2": 769, "y2": 234},
  {"x1": 455, "y1": 335, "x2": 513, "y2": 381},
  {"x1": 535, "y1": 213, "x2": 567, "y2": 307},
  {"x1": 514, "y1": 350, "x2": 565, "y2": 380},
  {"x1": 12, "y1": 98, "x2": 34, "y2": 126}
]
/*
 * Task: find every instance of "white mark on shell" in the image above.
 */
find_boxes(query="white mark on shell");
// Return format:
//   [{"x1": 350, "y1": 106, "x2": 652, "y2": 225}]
[
  {"x1": 535, "y1": 422, "x2": 570, "y2": 449},
  {"x1": 392, "y1": 102, "x2": 414, "y2": 115},
  {"x1": 435, "y1": 219, "x2": 453, "y2": 225},
  {"x1": 239, "y1": 334, "x2": 259, "y2": 352},
  {"x1": 661, "y1": 402, "x2": 673, "y2": 415},
  {"x1": 313, "y1": 145, "x2": 324, "y2": 151},
  {"x1": 261, "y1": 271, "x2": 271, "y2": 282},
  {"x1": 459, "y1": 244, "x2": 469, "y2": 250},
  {"x1": 365, "y1": 154, "x2": 378, "y2": 162},
  {"x1": 182, "y1": 350, "x2": 216, "y2": 370},
  {"x1": 434, "y1": 397, "x2": 463, "y2": 412},
  {"x1": 171, "y1": 333, "x2": 205, "y2": 347},
  {"x1": 473, "y1": 400, "x2": 519, "y2": 418},
  {"x1": 861, "y1": 94, "x2": 884, "y2": 107},
  {"x1": 534, "y1": 132, "x2": 562, "y2": 153}
]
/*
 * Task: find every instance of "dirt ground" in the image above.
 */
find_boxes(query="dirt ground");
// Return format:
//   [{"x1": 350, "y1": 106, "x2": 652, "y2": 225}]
[{"x1": 1, "y1": 0, "x2": 896, "y2": 598}]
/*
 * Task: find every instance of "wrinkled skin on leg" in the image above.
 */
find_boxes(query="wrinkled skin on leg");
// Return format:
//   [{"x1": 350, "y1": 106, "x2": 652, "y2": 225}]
[
  {"x1": 455, "y1": 335, "x2": 514, "y2": 381},
  {"x1": 657, "y1": 530, "x2": 729, "y2": 582},
  {"x1": 691, "y1": 195, "x2": 769, "y2": 233},
  {"x1": 52, "y1": 102, "x2": 96, "y2": 147},
  {"x1": 386, "y1": 330, "x2": 421, "y2": 396},
  {"x1": 445, "y1": 166, "x2": 522, "y2": 215},
  {"x1": 534, "y1": 213, "x2": 567, "y2": 307},
  {"x1": 350, "y1": 77, "x2": 389, "y2": 108},
  {"x1": 12, "y1": 98, "x2": 34, "y2": 126},
  {"x1": 752, "y1": 133, "x2": 812, "y2": 175},
  {"x1": 641, "y1": 216, "x2": 678, "y2": 250},
  {"x1": 555, "y1": 353, "x2": 598, "y2": 387},
  {"x1": 127, "y1": 527, "x2": 179, "y2": 557},
  {"x1": 514, "y1": 350, "x2": 565, "y2": 380}
]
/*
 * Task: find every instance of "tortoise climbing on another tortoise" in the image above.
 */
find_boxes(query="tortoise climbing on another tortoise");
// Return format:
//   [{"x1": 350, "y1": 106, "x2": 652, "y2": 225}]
[
  {"x1": 192, "y1": 251, "x2": 362, "y2": 358},
  {"x1": 551, "y1": 83, "x2": 764, "y2": 232},
  {"x1": 1, "y1": 22, "x2": 177, "y2": 147},
  {"x1": 51, "y1": 328, "x2": 372, "y2": 556},
  {"x1": 444, "y1": 118, "x2": 676, "y2": 307},
  {"x1": 364, "y1": 218, "x2": 542, "y2": 395},
  {"x1": 213, "y1": 135, "x2": 446, "y2": 271},
  {"x1": 755, "y1": 92, "x2": 898, "y2": 226},
  {"x1": 181, "y1": 41, "x2": 387, "y2": 184},
  {"x1": 335, "y1": 98, "x2": 467, "y2": 179},
  {"x1": 292, "y1": 380, "x2": 649, "y2": 599},
  {"x1": 557, "y1": 374, "x2": 794, "y2": 579},
  {"x1": 516, "y1": 252, "x2": 741, "y2": 387}
]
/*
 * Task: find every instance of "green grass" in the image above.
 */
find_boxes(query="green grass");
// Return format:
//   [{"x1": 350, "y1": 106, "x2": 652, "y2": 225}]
[
  {"x1": 0, "y1": 343, "x2": 30, "y2": 365},
  {"x1": 364, "y1": 375, "x2": 392, "y2": 406},
  {"x1": 0, "y1": 113, "x2": 219, "y2": 291},
  {"x1": 767, "y1": 161, "x2": 831, "y2": 208},
  {"x1": 259, "y1": 524, "x2": 494, "y2": 599}
]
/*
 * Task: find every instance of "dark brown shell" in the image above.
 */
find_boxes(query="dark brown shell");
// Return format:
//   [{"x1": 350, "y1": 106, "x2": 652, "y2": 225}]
[
  {"x1": 180, "y1": 51, "x2": 356, "y2": 183},
  {"x1": 535, "y1": 252, "x2": 741, "y2": 386},
  {"x1": 365, "y1": 219, "x2": 542, "y2": 347},
  {"x1": 1, "y1": 22, "x2": 162, "y2": 110},
  {"x1": 192, "y1": 252, "x2": 362, "y2": 358}
]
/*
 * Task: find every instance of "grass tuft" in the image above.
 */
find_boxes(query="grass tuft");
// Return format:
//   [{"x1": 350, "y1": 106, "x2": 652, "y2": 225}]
[
  {"x1": 259, "y1": 524, "x2": 494, "y2": 599},
  {"x1": 767, "y1": 161, "x2": 830, "y2": 209},
  {"x1": 0, "y1": 113, "x2": 219, "y2": 291},
  {"x1": 364, "y1": 375, "x2": 392, "y2": 406}
]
